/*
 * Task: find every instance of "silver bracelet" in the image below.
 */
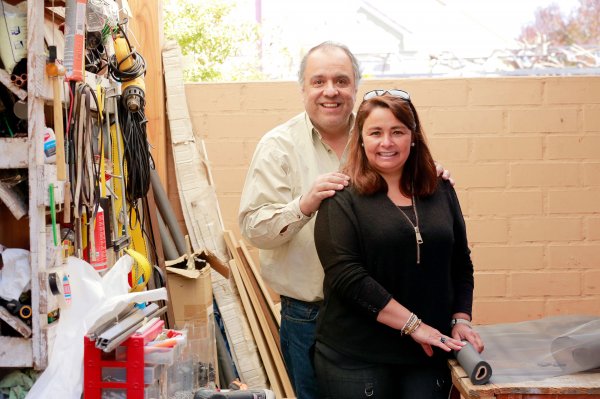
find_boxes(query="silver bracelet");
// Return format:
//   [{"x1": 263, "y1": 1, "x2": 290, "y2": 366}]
[{"x1": 450, "y1": 318, "x2": 472, "y2": 328}]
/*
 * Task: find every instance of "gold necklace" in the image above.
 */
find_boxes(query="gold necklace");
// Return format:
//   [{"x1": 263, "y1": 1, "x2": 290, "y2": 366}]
[{"x1": 396, "y1": 195, "x2": 423, "y2": 264}]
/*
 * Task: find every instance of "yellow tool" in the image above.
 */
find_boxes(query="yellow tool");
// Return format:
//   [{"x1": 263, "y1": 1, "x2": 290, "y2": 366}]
[
  {"x1": 113, "y1": 36, "x2": 145, "y2": 112},
  {"x1": 124, "y1": 248, "x2": 152, "y2": 292}
]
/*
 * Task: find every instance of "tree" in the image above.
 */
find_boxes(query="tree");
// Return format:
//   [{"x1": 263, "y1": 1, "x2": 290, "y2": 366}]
[
  {"x1": 519, "y1": 0, "x2": 600, "y2": 46},
  {"x1": 163, "y1": 0, "x2": 261, "y2": 81}
]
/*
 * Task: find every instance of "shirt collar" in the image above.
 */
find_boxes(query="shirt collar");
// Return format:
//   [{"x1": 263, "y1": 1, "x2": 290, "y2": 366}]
[{"x1": 305, "y1": 112, "x2": 356, "y2": 144}]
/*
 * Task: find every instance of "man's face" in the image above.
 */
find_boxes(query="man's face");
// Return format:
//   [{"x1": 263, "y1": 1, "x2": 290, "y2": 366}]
[{"x1": 301, "y1": 47, "x2": 357, "y2": 136}]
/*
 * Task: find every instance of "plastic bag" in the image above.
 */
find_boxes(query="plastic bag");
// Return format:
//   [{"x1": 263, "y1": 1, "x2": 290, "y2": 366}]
[{"x1": 25, "y1": 256, "x2": 167, "y2": 399}]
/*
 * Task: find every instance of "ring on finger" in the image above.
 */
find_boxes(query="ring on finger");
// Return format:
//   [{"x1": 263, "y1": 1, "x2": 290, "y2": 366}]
[{"x1": 440, "y1": 337, "x2": 447, "y2": 344}]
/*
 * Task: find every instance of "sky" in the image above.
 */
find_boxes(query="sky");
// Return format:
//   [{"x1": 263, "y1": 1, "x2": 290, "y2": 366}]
[
  {"x1": 256, "y1": 0, "x2": 579, "y2": 52},
  {"x1": 227, "y1": 0, "x2": 582, "y2": 78}
]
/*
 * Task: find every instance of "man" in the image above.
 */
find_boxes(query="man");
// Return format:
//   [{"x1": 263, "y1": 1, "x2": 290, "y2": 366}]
[{"x1": 239, "y1": 41, "x2": 450, "y2": 398}]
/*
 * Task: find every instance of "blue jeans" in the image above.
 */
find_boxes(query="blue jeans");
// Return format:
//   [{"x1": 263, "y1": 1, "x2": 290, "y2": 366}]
[{"x1": 279, "y1": 296, "x2": 321, "y2": 399}]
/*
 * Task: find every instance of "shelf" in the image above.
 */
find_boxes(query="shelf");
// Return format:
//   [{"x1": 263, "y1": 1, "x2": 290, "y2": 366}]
[
  {"x1": 0, "y1": 337, "x2": 33, "y2": 367},
  {"x1": 37, "y1": 71, "x2": 111, "y2": 111},
  {"x1": 38, "y1": 164, "x2": 66, "y2": 207},
  {"x1": 0, "y1": 306, "x2": 32, "y2": 338},
  {"x1": 0, "y1": 137, "x2": 29, "y2": 168}
]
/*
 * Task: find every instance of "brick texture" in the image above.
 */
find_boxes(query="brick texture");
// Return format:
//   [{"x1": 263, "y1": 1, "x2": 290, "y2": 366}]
[
  {"x1": 509, "y1": 108, "x2": 578, "y2": 133},
  {"x1": 472, "y1": 137, "x2": 543, "y2": 161},
  {"x1": 583, "y1": 105, "x2": 600, "y2": 132},
  {"x1": 471, "y1": 245, "x2": 545, "y2": 271},
  {"x1": 510, "y1": 163, "x2": 581, "y2": 187},
  {"x1": 510, "y1": 272, "x2": 581, "y2": 297},
  {"x1": 175, "y1": 76, "x2": 600, "y2": 325},
  {"x1": 547, "y1": 244, "x2": 600, "y2": 269}
]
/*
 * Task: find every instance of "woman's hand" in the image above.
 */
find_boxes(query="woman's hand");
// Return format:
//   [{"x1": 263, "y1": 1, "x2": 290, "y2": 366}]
[
  {"x1": 452, "y1": 324, "x2": 485, "y2": 353},
  {"x1": 410, "y1": 322, "x2": 466, "y2": 357}
]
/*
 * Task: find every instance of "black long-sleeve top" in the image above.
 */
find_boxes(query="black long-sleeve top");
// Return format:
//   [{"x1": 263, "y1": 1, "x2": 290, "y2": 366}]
[{"x1": 314, "y1": 179, "x2": 474, "y2": 366}]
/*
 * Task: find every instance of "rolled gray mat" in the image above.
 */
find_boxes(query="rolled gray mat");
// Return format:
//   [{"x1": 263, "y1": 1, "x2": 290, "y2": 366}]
[{"x1": 454, "y1": 341, "x2": 492, "y2": 385}]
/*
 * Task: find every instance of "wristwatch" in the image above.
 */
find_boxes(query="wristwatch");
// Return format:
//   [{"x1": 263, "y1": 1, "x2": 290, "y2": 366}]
[{"x1": 450, "y1": 318, "x2": 472, "y2": 328}]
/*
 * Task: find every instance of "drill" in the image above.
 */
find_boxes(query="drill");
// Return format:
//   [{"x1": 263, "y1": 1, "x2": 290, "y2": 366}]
[{"x1": 194, "y1": 389, "x2": 275, "y2": 399}]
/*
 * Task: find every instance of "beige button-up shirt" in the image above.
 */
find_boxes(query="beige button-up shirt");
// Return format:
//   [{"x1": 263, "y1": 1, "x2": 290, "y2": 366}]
[{"x1": 239, "y1": 112, "x2": 350, "y2": 302}]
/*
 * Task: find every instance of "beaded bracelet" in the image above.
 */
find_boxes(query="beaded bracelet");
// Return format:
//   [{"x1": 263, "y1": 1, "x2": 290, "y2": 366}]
[{"x1": 401, "y1": 313, "x2": 421, "y2": 335}]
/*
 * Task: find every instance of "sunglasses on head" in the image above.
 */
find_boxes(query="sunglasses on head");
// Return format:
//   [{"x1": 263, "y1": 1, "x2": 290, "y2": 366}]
[{"x1": 363, "y1": 89, "x2": 410, "y2": 101}]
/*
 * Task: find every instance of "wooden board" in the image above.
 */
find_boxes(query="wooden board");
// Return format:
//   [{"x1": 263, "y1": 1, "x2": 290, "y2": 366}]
[
  {"x1": 162, "y1": 42, "x2": 229, "y2": 264},
  {"x1": 0, "y1": 337, "x2": 32, "y2": 367},
  {"x1": 127, "y1": 0, "x2": 167, "y2": 185},
  {"x1": 236, "y1": 245, "x2": 281, "y2": 353},
  {"x1": 449, "y1": 359, "x2": 600, "y2": 399},
  {"x1": 239, "y1": 240, "x2": 281, "y2": 326},
  {"x1": 211, "y1": 269, "x2": 268, "y2": 388},
  {"x1": 0, "y1": 138, "x2": 28, "y2": 168},
  {"x1": 225, "y1": 231, "x2": 295, "y2": 398},
  {"x1": 229, "y1": 259, "x2": 285, "y2": 399},
  {"x1": 0, "y1": 307, "x2": 32, "y2": 338}
]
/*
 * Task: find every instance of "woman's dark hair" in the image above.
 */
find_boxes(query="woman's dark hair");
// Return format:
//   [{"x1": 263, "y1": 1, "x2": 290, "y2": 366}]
[{"x1": 343, "y1": 94, "x2": 438, "y2": 197}]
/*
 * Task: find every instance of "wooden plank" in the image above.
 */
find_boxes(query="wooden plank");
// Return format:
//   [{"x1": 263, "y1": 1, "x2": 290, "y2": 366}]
[
  {"x1": 236, "y1": 245, "x2": 281, "y2": 353},
  {"x1": 127, "y1": 0, "x2": 167, "y2": 185},
  {"x1": 211, "y1": 269, "x2": 269, "y2": 388},
  {"x1": 0, "y1": 306, "x2": 32, "y2": 337},
  {"x1": 239, "y1": 239, "x2": 281, "y2": 326},
  {"x1": 0, "y1": 138, "x2": 28, "y2": 168},
  {"x1": 0, "y1": 202, "x2": 29, "y2": 248},
  {"x1": 224, "y1": 231, "x2": 294, "y2": 398},
  {"x1": 162, "y1": 42, "x2": 229, "y2": 263},
  {"x1": 229, "y1": 258, "x2": 285, "y2": 399},
  {"x1": 449, "y1": 359, "x2": 600, "y2": 399},
  {"x1": 28, "y1": 0, "x2": 50, "y2": 371},
  {"x1": 0, "y1": 337, "x2": 32, "y2": 367}
]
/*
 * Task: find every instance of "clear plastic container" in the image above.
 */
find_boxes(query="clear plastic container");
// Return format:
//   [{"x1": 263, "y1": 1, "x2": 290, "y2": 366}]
[{"x1": 101, "y1": 364, "x2": 162, "y2": 385}]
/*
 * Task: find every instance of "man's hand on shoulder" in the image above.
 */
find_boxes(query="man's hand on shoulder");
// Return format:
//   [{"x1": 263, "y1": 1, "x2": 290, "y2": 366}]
[
  {"x1": 435, "y1": 162, "x2": 454, "y2": 186},
  {"x1": 299, "y1": 172, "x2": 350, "y2": 216}
]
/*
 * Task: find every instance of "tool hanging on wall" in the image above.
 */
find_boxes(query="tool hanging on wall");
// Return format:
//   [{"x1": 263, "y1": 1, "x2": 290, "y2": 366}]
[
  {"x1": 67, "y1": 83, "x2": 103, "y2": 260},
  {"x1": 46, "y1": 46, "x2": 67, "y2": 181},
  {"x1": 108, "y1": 20, "x2": 151, "y2": 223}
]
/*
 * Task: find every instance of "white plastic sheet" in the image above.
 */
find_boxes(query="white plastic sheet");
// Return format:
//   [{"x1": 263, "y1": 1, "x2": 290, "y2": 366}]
[
  {"x1": 0, "y1": 248, "x2": 30, "y2": 301},
  {"x1": 476, "y1": 315, "x2": 600, "y2": 383},
  {"x1": 25, "y1": 256, "x2": 167, "y2": 399}
]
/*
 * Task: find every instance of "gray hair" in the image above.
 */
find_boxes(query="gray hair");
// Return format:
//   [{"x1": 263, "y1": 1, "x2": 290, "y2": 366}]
[{"x1": 297, "y1": 41, "x2": 362, "y2": 86}]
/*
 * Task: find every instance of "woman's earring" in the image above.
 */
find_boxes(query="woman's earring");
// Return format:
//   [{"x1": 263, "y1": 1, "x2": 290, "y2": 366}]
[
  {"x1": 411, "y1": 142, "x2": 415, "y2": 147},
  {"x1": 361, "y1": 143, "x2": 364, "y2": 147}
]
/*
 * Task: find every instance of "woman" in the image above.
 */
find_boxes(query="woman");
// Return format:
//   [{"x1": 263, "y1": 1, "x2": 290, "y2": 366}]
[{"x1": 313, "y1": 90, "x2": 484, "y2": 398}]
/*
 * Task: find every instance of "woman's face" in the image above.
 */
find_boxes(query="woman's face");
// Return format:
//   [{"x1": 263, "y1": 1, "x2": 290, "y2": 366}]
[{"x1": 361, "y1": 106, "x2": 413, "y2": 180}]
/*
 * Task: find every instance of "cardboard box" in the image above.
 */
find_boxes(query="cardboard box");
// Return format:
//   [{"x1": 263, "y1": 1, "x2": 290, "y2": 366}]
[
  {"x1": 166, "y1": 249, "x2": 226, "y2": 387},
  {"x1": 166, "y1": 249, "x2": 229, "y2": 328},
  {"x1": 167, "y1": 264, "x2": 213, "y2": 328}
]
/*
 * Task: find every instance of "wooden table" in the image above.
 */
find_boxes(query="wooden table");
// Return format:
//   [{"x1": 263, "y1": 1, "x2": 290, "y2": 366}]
[{"x1": 449, "y1": 360, "x2": 600, "y2": 399}]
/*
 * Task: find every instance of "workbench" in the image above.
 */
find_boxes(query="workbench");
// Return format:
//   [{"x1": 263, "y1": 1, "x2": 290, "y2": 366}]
[{"x1": 449, "y1": 359, "x2": 600, "y2": 399}]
